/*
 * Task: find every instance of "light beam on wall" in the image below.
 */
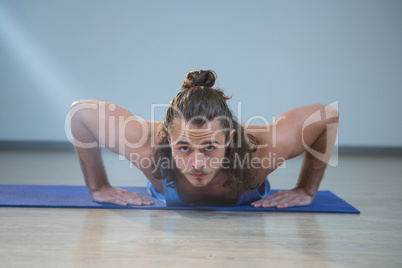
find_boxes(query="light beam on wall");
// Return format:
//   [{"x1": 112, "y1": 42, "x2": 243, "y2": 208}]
[{"x1": 0, "y1": 3, "x2": 81, "y2": 141}]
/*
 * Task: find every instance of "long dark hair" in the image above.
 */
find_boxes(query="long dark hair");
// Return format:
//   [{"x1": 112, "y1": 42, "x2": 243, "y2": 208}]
[{"x1": 152, "y1": 70, "x2": 258, "y2": 197}]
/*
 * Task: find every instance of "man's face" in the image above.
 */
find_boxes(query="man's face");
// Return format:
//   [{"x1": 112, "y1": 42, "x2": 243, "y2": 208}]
[{"x1": 169, "y1": 118, "x2": 234, "y2": 187}]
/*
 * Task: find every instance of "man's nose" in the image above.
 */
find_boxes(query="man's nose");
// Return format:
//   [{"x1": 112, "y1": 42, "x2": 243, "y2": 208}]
[{"x1": 192, "y1": 151, "x2": 205, "y2": 169}]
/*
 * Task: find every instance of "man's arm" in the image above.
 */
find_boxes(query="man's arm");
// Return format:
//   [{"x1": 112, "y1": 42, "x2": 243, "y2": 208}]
[
  {"x1": 251, "y1": 104, "x2": 339, "y2": 208},
  {"x1": 70, "y1": 100, "x2": 155, "y2": 206}
]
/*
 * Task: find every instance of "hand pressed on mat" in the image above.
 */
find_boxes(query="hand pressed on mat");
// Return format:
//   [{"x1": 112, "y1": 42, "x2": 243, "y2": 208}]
[
  {"x1": 251, "y1": 188, "x2": 314, "y2": 209},
  {"x1": 91, "y1": 186, "x2": 154, "y2": 206}
]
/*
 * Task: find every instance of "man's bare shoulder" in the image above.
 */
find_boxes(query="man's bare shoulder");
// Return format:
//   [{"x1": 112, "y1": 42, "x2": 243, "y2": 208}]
[{"x1": 244, "y1": 124, "x2": 279, "y2": 156}]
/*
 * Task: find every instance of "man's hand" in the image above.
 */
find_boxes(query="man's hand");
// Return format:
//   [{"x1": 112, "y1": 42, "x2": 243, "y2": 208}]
[
  {"x1": 91, "y1": 186, "x2": 154, "y2": 206},
  {"x1": 250, "y1": 188, "x2": 314, "y2": 209}
]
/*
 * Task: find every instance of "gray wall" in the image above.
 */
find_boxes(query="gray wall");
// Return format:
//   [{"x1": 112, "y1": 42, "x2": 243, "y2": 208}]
[{"x1": 0, "y1": 0, "x2": 401, "y2": 147}]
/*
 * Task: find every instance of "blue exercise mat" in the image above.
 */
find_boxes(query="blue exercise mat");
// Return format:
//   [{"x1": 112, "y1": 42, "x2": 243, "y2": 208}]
[{"x1": 0, "y1": 185, "x2": 360, "y2": 213}]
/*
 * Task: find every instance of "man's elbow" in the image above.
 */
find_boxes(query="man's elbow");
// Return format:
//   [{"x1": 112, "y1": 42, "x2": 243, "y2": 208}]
[
  {"x1": 69, "y1": 100, "x2": 99, "y2": 122},
  {"x1": 325, "y1": 104, "x2": 339, "y2": 124},
  {"x1": 70, "y1": 99, "x2": 100, "y2": 109}
]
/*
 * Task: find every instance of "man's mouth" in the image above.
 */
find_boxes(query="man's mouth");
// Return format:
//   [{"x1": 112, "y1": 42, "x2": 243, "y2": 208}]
[{"x1": 191, "y1": 173, "x2": 207, "y2": 178}]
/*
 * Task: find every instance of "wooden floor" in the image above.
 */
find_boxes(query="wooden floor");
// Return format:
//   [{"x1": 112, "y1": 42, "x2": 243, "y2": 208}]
[{"x1": 0, "y1": 149, "x2": 401, "y2": 267}]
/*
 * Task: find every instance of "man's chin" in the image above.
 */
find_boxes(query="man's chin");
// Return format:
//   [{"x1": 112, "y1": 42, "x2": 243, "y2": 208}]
[
  {"x1": 185, "y1": 174, "x2": 211, "y2": 187},
  {"x1": 182, "y1": 169, "x2": 221, "y2": 187},
  {"x1": 191, "y1": 181, "x2": 210, "y2": 188}
]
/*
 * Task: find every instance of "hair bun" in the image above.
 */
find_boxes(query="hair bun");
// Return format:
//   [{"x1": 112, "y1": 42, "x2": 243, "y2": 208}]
[{"x1": 181, "y1": 70, "x2": 217, "y2": 91}]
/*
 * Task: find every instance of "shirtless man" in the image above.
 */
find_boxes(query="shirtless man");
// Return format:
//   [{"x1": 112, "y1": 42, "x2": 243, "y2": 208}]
[{"x1": 69, "y1": 70, "x2": 338, "y2": 208}]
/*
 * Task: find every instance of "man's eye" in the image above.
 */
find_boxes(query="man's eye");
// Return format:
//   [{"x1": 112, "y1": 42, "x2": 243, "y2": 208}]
[
  {"x1": 179, "y1": 146, "x2": 189, "y2": 152},
  {"x1": 205, "y1": 145, "x2": 215, "y2": 152}
]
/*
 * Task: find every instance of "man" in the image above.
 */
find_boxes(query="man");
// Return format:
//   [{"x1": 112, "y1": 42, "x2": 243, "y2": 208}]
[{"x1": 70, "y1": 70, "x2": 338, "y2": 208}]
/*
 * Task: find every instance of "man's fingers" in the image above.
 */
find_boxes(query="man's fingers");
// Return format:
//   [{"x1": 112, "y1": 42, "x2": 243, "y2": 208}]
[
  {"x1": 251, "y1": 192, "x2": 286, "y2": 207},
  {"x1": 120, "y1": 192, "x2": 154, "y2": 205},
  {"x1": 113, "y1": 189, "x2": 152, "y2": 205},
  {"x1": 92, "y1": 187, "x2": 154, "y2": 206},
  {"x1": 251, "y1": 192, "x2": 298, "y2": 208},
  {"x1": 114, "y1": 199, "x2": 128, "y2": 206},
  {"x1": 112, "y1": 197, "x2": 154, "y2": 206},
  {"x1": 105, "y1": 193, "x2": 154, "y2": 206},
  {"x1": 125, "y1": 198, "x2": 154, "y2": 206},
  {"x1": 251, "y1": 190, "x2": 313, "y2": 208}
]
